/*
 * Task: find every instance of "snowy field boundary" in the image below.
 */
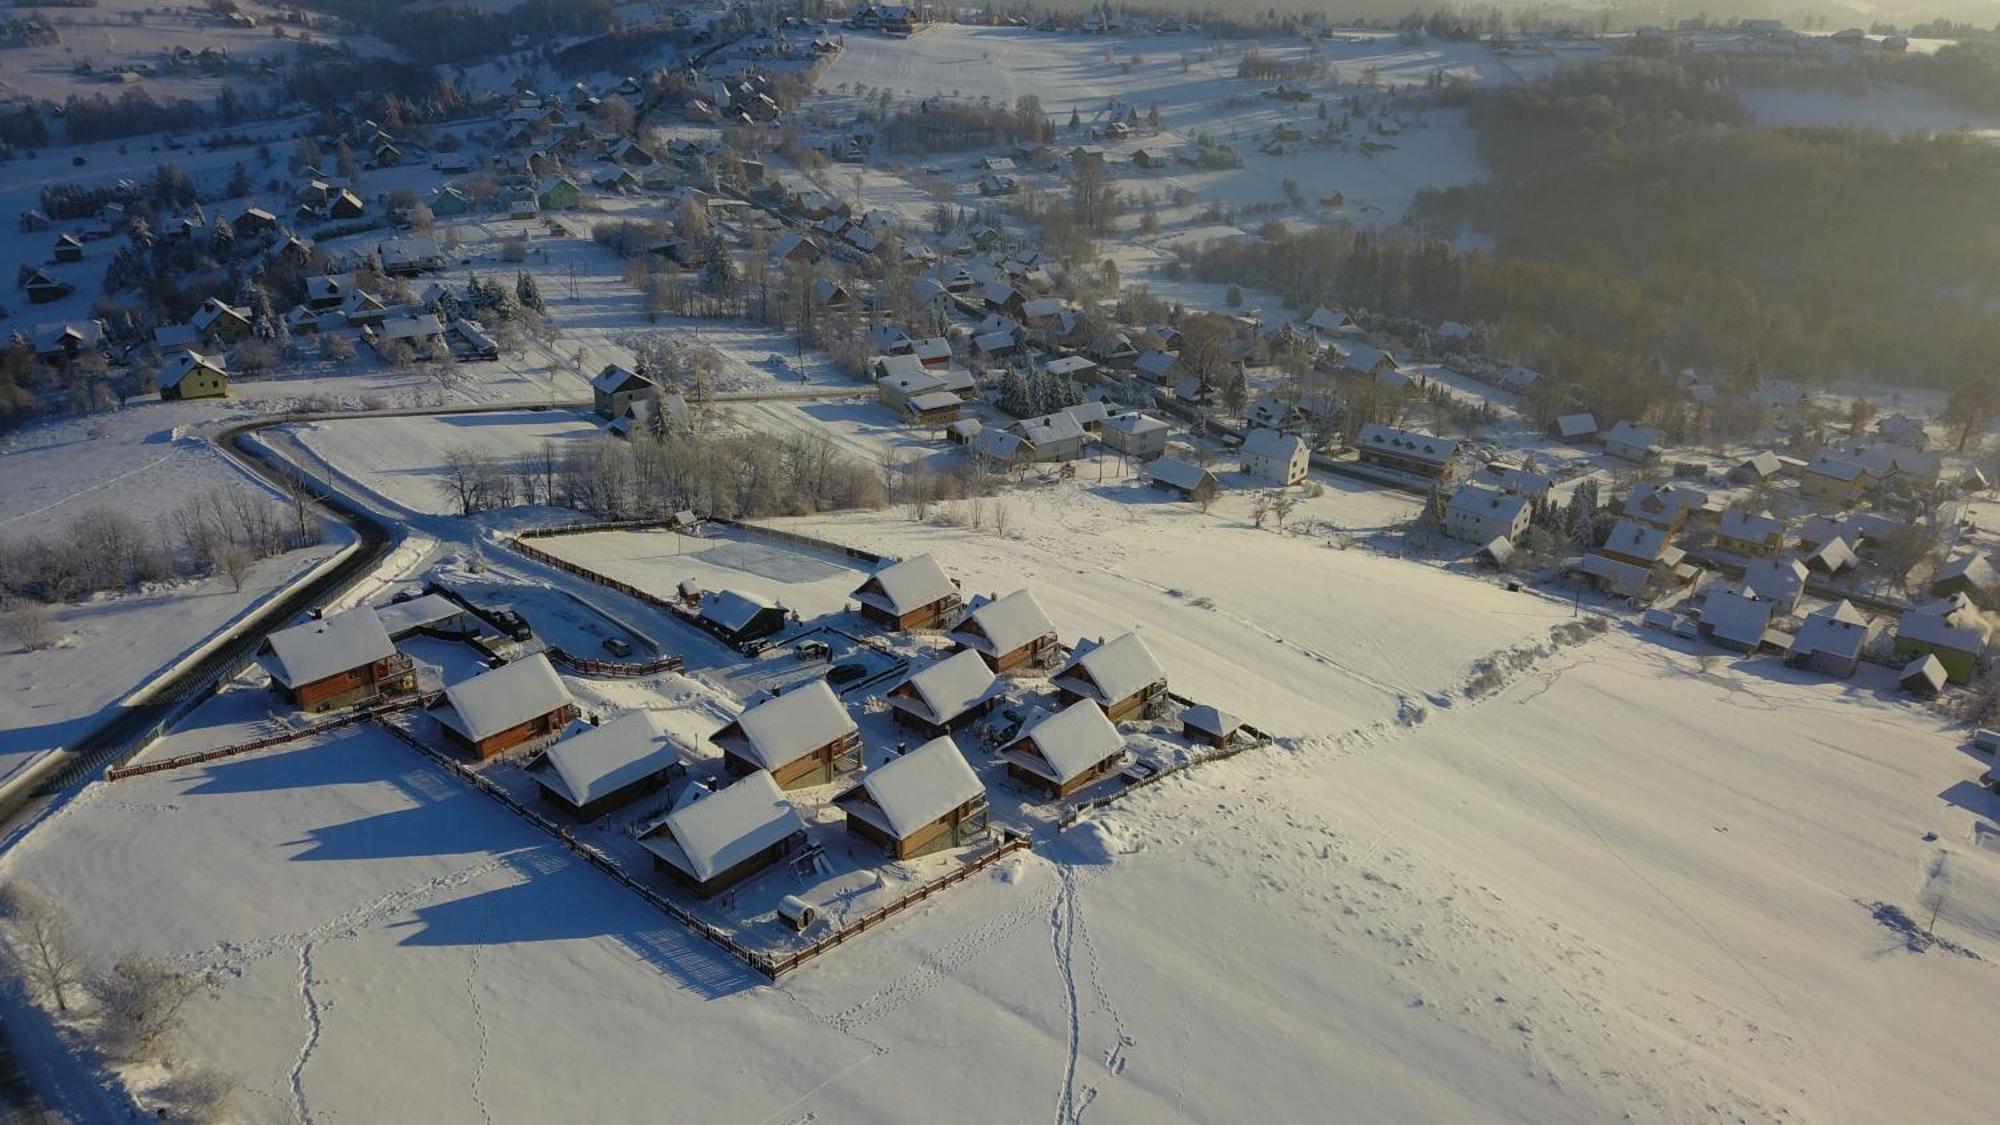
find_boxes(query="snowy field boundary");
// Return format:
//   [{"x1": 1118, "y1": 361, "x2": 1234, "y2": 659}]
[{"x1": 103, "y1": 693, "x2": 432, "y2": 781}]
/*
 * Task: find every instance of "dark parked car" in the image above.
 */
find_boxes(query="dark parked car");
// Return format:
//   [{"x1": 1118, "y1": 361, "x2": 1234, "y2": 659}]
[
  {"x1": 826, "y1": 661, "x2": 868, "y2": 685},
  {"x1": 601, "y1": 636, "x2": 633, "y2": 658}
]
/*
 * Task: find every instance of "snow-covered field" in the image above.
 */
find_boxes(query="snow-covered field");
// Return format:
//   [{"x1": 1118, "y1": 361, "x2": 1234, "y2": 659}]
[{"x1": 288, "y1": 410, "x2": 604, "y2": 516}]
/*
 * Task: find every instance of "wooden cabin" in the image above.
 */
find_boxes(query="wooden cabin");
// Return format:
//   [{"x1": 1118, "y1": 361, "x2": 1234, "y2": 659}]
[
  {"x1": 888, "y1": 649, "x2": 1001, "y2": 737},
  {"x1": 713, "y1": 680, "x2": 861, "y2": 789},
  {"x1": 1180, "y1": 704, "x2": 1244, "y2": 749},
  {"x1": 698, "y1": 589, "x2": 789, "y2": 647},
  {"x1": 527, "y1": 711, "x2": 687, "y2": 820},
  {"x1": 851, "y1": 554, "x2": 960, "y2": 630},
  {"x1": 1051, "y1": 633, "x2": 1167, "y2": 723},
  {"x1": 834, "y1": 736, "x2": 988, "y2": 860},
  {"x1": 434, "y1": 653, "x2": 578, "y2": 759},
  {"x1": 948, "y1": 589, "x2": 1058, "y2": 672},
  {"x1": 260, "y1": 606, "x2": 413, "y2": 713},
  {"x1": 1004, "y1": 700, "x2": 1126, "y2": 799},
  {"x1": 638, "y1": 771, "x2": 805, "y2": 898}
]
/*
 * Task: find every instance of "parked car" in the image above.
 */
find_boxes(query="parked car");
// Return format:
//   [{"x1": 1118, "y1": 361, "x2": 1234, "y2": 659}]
[
  {"x1": 826, "y1": 661, "x2": 868, "y2": 685},
  {"x1": 601, "y1": 636, "x2": 633, "y2": 657}
]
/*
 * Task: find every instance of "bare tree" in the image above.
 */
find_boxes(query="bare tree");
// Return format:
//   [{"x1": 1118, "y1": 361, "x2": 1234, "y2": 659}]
[
  {"x1": 2, "y1": 602, "x2": 54, "y2": 652},
  {"x1": 437, "y1": 445, "x2": 486, "y2": 516},
  {"x1": 1192, "y1": 476, "x2": 1222, "y2": 513},
  {"x1": 0, "y1": 884, "x2": 88, "y2": 1012},
  {"x1": 87, "y1": 957, "x2": 218, "y2": 1062},
  {"x1": 153, "y1": 1063, "x2": 238, "y2": 1124},
  {"x1": 214, "y1": 544, "x2": 253, "y2": 593}
]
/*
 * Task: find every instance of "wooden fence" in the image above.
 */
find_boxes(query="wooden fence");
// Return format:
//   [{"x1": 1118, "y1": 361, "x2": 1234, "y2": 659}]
[
  {"x1": 105, "y1": 694, "x2": 425, "y2": 780},
  {"x1": 544, "y1": 646, "x2": 684, "y2": 678}
]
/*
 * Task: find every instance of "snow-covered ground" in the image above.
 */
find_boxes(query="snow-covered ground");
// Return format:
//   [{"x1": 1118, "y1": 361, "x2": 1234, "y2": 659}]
[
  {"x1": 288, "y1": 409, "x2": 604, "y2": 516},
  {"x1": 1743, "y1": 82, "x2": 2000, "y2": 135}
]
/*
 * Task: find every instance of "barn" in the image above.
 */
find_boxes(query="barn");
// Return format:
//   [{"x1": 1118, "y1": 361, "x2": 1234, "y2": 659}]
[
  {"x1": 433, "y1": 653, "x2": 579, "y2": 759},
  {"x1": 713, "y1": 680, "x2": 862, "y2": 789},
  {"x1": 527, "y1": 711, "x2": 688, "y2": 820},
  {"x1": 834, "y1": 736, "x2": 988, "y2": 860}
]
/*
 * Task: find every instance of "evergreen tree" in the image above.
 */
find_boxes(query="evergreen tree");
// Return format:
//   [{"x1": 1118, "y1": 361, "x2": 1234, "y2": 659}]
[{"x1": 515, "y1": 270, "x2": 545, "y2": 313}]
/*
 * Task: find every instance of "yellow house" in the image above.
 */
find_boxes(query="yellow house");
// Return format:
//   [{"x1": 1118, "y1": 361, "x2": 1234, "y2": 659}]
[{"x1": 158, "y1": 350, "x2": 229, "y2": 401}]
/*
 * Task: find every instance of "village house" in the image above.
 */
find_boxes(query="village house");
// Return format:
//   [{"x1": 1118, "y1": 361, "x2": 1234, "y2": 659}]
[
  {"x1": 889, "y1": 649, "x2": 1003, "y2": 737},
  {"x1": 367, "y1": 315, "x2": 445, "y2": 355},
  {"x1": 592, "y1": 364, "x2": 657, "y2": 420},
  {"x1": 1583, "y1": 518, "x2": 1694, "y2": 596},
  {"x1": 157, "y1": 350, "x2": 228, "y2": 401},
  {"x1": 638, "y1": 771, "x2": 807, "y2": 898},
  {"x1": 1624, "y1": 484, "x2": 1708, "y2": 532},
  {"x1": 1716, "y1": 509, "x2": 1785, "y2": 556},
  {"x1": 949, "y1": 589, "x2": 1058, "y2": 672},
  {"x1": 51, "y1": 233, "x2": 83, "y2": 263},
  {"x1": 1444, "y1": 483, "x2": 1531, "y2": 546},
  {"x1": 698, "y1": 589, "x2": 790, "y2": 648},
  {"x1": 1147, "y1": 456, "x2": 1222, "y2": 501},
  {"x1": 1803, "y1": 535, "x2": 1857, "y2": 576},
  {"x1": 1322, "y1": 340, "x2": 1398, "y2": 380},
  {"x1": 1004, "y1": 699, "x2": 1127, "y2": 799},
  {"x1": 1003, "y1": 412, "x2": 1089, "y2": 463},
  {"x1": 1552, "y1": 413, "x2": 1598, "y2": 442},
  {"x1": 192, "y1": 297, "x2": 252, "y2": 344},
  {"x1": 1729, "y1": 451, "x2": 1784, "y2": 484},
  {"x1": 1786, "y1": 600, "x2": 1872, "y2": 678},
  {"x1": 379, "y1": 237, "x2": 445, "y2": 275},
  {"x1": 528, "y1": 711, "x2": 688, "y2": 820},
  {"x1": 1240, "y1": 428, "x2": 1309, "y2": 486},
  {"x1": 851, "y1": 554, "x2": 961, "y2": 630},
  {"x1": 1801, "y1": 456, "x2": 1866, "y2": 504},
  {"x1": 1741, "y1": 557, "x2": 1811, "y2": 614},
  {"x1": 260, "y1": 606, "x2": 414, "y2": 713},
  {"x1": 1601, "y1": 420, "x2": 1663, "y2": 463},
  {"x1": 1053, "y1": 632, "x2": 1167, "y2": 722},
  {"x1": 714, "y1": 680, "x2": 862, "y2": 789},
  {"x1": 1893, "y1": 601, "x2": 1989, "y2": 684},
  {"x1": 433, "y1": 653, "x2": 579, "y2": 759},
  {"x1": 1696, "y1": 588, "x2": 1779, "y2": 654},
  {"x1": 236, "y1": 206, "x2": 278, "y2": 236},
  {"x1": 835, "y1": 736, "x2": 988, "y2": 860},
  {"x1": 1900, "y1": 654, "x2": 1948, "y2": 697},
  {"x1": 1876, "y1": 413, "x2": 1929, "y2": 450},
  {"x1": 1099, "y1": 413, "x2": 1170, "y2": 458},
  {"x1": 1471, "y1": 463, "x2": 1553, "y2": 501},
  {"x1": 1931, "y1": 553, "x2": 1999, "y2": 607},
  {"x1": 1353, "y1": 423, "x2": 1460, "y2": 481},
  {"x1": 877, "y1": 366, "x2": 947, "y2": 414},
  {"x1": 31, "y1": 321, "x2": 105, "y2": 363},
  {"x1": 1135, "y1": 349, "x2": 1178, "y2": 384}
]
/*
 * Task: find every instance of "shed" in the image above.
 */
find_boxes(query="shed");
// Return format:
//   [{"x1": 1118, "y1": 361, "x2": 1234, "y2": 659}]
[
  {"x1": 699, "y1": 589, "x2": 789, "y2": 647},
  {"x1": 1180, "y1": 704, "x2": 1244, "y2": 749},
  {"x1": 1899, "y1": 654, "x2": 1947, "y2": 698}
]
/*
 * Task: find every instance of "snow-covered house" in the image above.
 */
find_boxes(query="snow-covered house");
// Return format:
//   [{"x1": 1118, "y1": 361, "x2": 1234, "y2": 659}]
[
  {"x1": 434, "y1": 653, "x2": 578, "y2": 758},
  {"x1": 1147, "y1": 456, "x2": 1221, "y2": 500},
  {"x1": 1601, "y1": 421, "x2": 1663, "y2": 463},
  {"x1": 949, "y1": 589, "x2": 1058, "y2": 672},
  {"x1": 1180, "y1": 703, "x2": 1245, "y2": 748},
  {"x1": 1052, "y1": 633, "x2": 1166, "y2": 722},
  {"x1": 834, "y1": 736, "x2": 988, "y2": 860},
  {"x1": 1005, "y1": 412, "x2": 1088, "y2": 463},
  {"x1": 1322, "y1": 340, "x2": 1397, "y2": 380},
  {"x1": 1696, "y1": 589, "x2": 1778, "y2": 654},
  {"x1": 1099, "y1": 412, "x2": 1170, "y2": 458},
  {"x1": 528, "y1": 711, "x2": 688, "y2": 820},
  {"x1": 158, "y1": 350, "x2": 229, "y2": 401},
  {"x1": 851, "y1": 554, "x2": 960, "y2": 630},
  {"x1": 1134, "y1": 349, "x2": 1178, "y2": 384},
  {"x1": 1003, "y1": 699, "x2": 1126, "y2": 799},
  {"x1": 1893, "y1": 603, "x2": 1989, "y2": 684},
  {"x1": 192, "y1": 297, "x2": 252, "y2": 344},
  {"x1": 1240, "y1": 428, "x2": 1309, "y2": 486},
  {"x1": 1444, "y1": 483, "x2": 1530, "y2": 545},
  {"x1": 888, "y1": 649, "x2": 1003, "y2": 737},
  {"x1": 260, "y1": 607, "x2": 412, "y2": 713},
  {"x1": 1741, "y1": 557, "x2": 1810, "y2": 614},
  {"x1": 1803, "y1": 535, "x2": 1857, "y2": 576},
  {"x1": 1786, "y1": 601, "x2": 1872, "y2": 678},
  {"x1": 592, "y1": 364, "x2": 657, "y2": 420},
  {"x1": 1716, "y1": 509, "x2": 1785, "y2": 556},
  {"x1": 638, "y1": 771, "x2": 806, "y2": 898},
  {"x1": 1354, "y1": 424, "x2": 1459, "y2": 480},
  {"x1": 1552, "y1": 413, "x2": 1598, "y2": 442},
  {"x1": 1931, "y1": 554, "x2": 1999, "y2": 606},
  {"x1": 713, "y1": 680, "x2": 861, "y2": 790},
  {"x1": 1801, "y1": 456, "x2": 1865, "y2": 504},
  {"x1": 699, "y1": 590, "x2": 789, "y2": 647},
  {"x1": 1624, "y1": 484, "x2": 1708, "y2": 531}
]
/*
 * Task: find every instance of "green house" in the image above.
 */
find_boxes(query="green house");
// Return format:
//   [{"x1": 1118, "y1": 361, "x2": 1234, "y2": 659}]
[
  {"x1": 537, "y1": 175, "x2": 581, "y2": 211},
  {"x1": 1892, "y1": 609, "x2": 1989, "y2": 684}
]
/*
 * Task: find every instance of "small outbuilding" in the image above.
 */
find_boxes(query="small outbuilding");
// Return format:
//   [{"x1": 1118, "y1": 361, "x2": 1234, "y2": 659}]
[
  {"x1": 1899, "y1": 654, "x2": 1947, "y2": 698},
  {"x1": 699, "y1": 589, "x2": 789, "y2": 647},
  {"x1": 1180, "y1": 704, "x2": 1244, "y2": 749}
]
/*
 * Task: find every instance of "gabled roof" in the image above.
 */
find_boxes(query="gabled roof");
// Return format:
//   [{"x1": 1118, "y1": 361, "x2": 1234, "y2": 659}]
[
  {"x1": 1102, "y1": 412, "x2": 1168, "y2": 438},
  {"x1": 1148, "y1": 456, "x2": 1216, "y2": 493},
  {"x1": 1792, "y1": 600, "x2": 1869, "y2": 660},
  {"x1": 264, "y1": 606, "x2": 395, "y2": 689},
  {"x1": 536, "y1": 711, "x2": 685, "y2": 807},
  {"x1": 1554, "y1": 413, "x2": 1598, "y2": 438},
  {"x1": 1603, "y1": 419, "x2": 1662, "y2": 448},
  {"x1": 1805, "y1": 455, "x2": 1864, "y2": 482},
  {"x1": 1242, "y1": 427, "x2": 1306, "y2": 461},
  {"x1": 700, "y1": 589, "x2": 779, "y2": 633},
  {"x1": 1053, "y1": 632, "x2": 1164, "y2": 706},
  {"x1": 1897, "y1": 609, "x2": 1990, "y2": 652},
  {"x1": 158, "y1": 349, "x2": 225, "y2": 389},
  {"x1": 1600, "y1": 519, "x2": 1674, "y2": 564},
  {"x1": 853, "y1": 554, "x2": 955, "y2": 616},
  {"x1": 1447, "y1": 482, "x2": 1528, "y2": 522},
  {"x1": 951, "y1": 589, "x2": 1056, "y2": 657},
  {"x1": 1010, "y1": 699, "x2": 1124, "y2": 783},
  {"x1": 1135, "y1": 349, "x2": 1178, "y2": 379},
  {"x1": 643, "y1": 771, "x2": 803, "y2": 882},
  {"x1": 1935, "y1": 553, "x2": 1999, "y2": 591},
  {"x1": 1741, "y1": 557, "x2": 1809, "y2": 604},
  {"x1": 441, "y1": 653, "x2": 572, "y2": 742},
  {"x1": 592, "y1": 364, "x2": 655, "y2": 395},
  {"x1": 839, "y1": 736, "x2": 983, "y2": 838},
  {"x1": 1010, "y1": 412, "x2": 1086, "y2": 447},
  {"x1": 1699, "y1": 589, "x2": 1774, "y2": 648},
  {"x1": 1355, "y1": 423, "x2": 1457, "y2": 467},
  {"x1": 717, "y1": 680, "x2": 856, "y2": 769},
  {"x1": 1180, "y1": 703, "x2": 1243, "y2": 738},
  {"x1": 1718, "y1": 509, "x2": 1783, "y2": 543},
  {"x1": 893, "y1": 649, "x2": 1000, "y2": 725}
]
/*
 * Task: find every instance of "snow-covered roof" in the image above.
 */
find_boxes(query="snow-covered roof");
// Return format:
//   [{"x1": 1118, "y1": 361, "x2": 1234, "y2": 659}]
[
  {"x1": 1010, "y1": 412, "x2": 1086, "y2": 447},
  {"x1": 1054, "y1": 633, "x2": 1164, "y2": 706},
  {"x1": 1102, "y1": 412, "x2": 1168, "y2": 438},
  {"x1": 643, "y1": 770, "x2": 803, "y2": 882},
  {"x1": 441, "y1": 653, "x2": 572, "y2": 743},
  {"x1": 1148, "y1": 456, "x2": 1215, "y2": 493},
  {"x1": 1699, "y1": 589, "x2": 1774, "y2": 648},
  {"x1": 1791, "y1": 600, "x2": 1869, "y2": 660},
  {"x1": 1897, "y1": 610, "x2": 1990, "y2": 652},
  {"x1": 893, "y1": 649, "x2": 1000, "y2": 725},
  {"x1": 374, "y1": 314, "x2": 444, "y2": 341},
  {"x1": 535, "y1": 711, "x2": 686, "y2": 807},
  {"x1": 1242, "y1": 427, "x2": 1306, "y2": 461},
  {"x1": 373, "y1": 594, "x2": 465, "y2": 637},
  {"x1": 1805, "y1": 536, "x2": 1857, "y2": 574},
  {"x1": 1355, "y1": 423, "x2": 1456, "y2": 467},
  {"x1": 592, "y1": 364, "x2": 655, "y2": 395},
  {"x1": 1901, "y1": 653, "x2": 1947, "y2": 690},
  {"x1": 1935, "y1": 553, "x2": 1999, "y2": 591},
  {"x1": 1447, "y1": 483, "x2": 1528, "y2": 523},
  {"x1": 1602, "y1": 420, "x2": 1662, "y2": 449},
  {"x1": 264, "y1": 607, "x2": 396, "y2": 689},
  {"x1": 1554, "y1": 413, "x2": 1598, "y2": 439},
  {"x1": 950, "y1": 589, "x2": 1056, "y2": 658},
  {"x1": 1742, "y1": 558, "x2": 1809, "y2": 604},
  {"x1": 1135, "y1": 349, "x2": 1177, "y2": 379},
  {"x1": 1010, "y1": 699, "x2": 1125, "y2": 783},
  {"x1": 1805, "y1": 456, "x2": 1864, "y2": 482},
  {"x1": 1600, "y1": 519, "x2": 1673, "y2": 564},
  {"x1": 717, "y1": 680, "x2": 857, "y2": 770},
  {"x1": 158, "y1": 350, "x2": 225, "y2": 389},
  {"x1": 854, "y1": 554, "x2": 955, "y2": 616},
  {"x1": 839, "y1": 736, "x2": 983, "y2": 838},
  {"x1": 1180, "y1": 703, "x2": 1243, "y2": 737},
  {"x1": 700, "y1": 589, "x2": 778, "y2": 634},
  {"x1": 1718, "y1": 509, "x2": 1783, "y2": 544}
]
